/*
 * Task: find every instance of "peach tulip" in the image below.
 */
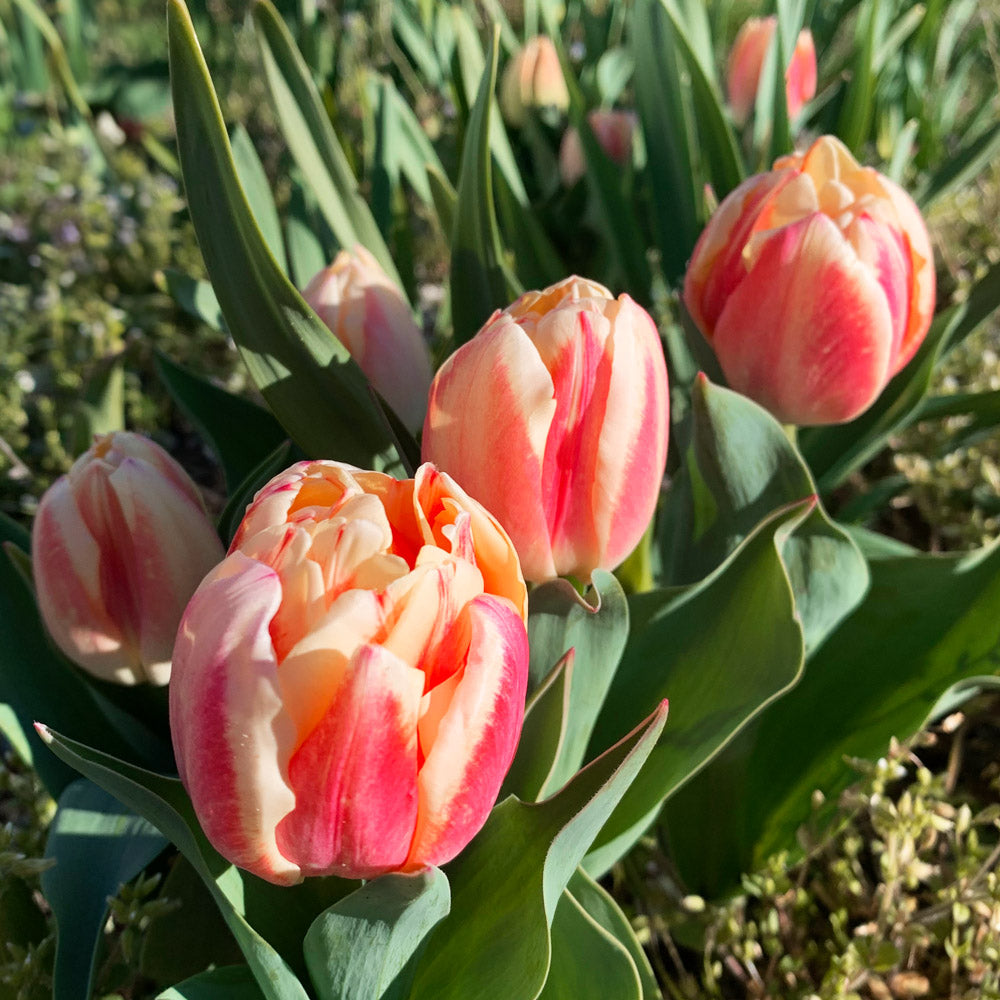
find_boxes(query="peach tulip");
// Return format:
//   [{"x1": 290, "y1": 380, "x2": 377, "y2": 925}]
[
  {"x1": 500, "y1": 36, "x2": 570, "y2": 127},
  {"x1": 170, "y1": 461, "x2": 528, "y2": 885},
  {"x1": 32, "y1": 432, "x2": 224, "y2": 685},
  {"x1": 302, "y1": 246, "x2": 433, "y2": 433},
  {"x1": 422, "y1": 276, "x2": 669, "y2": 583},
  {"x1": 727, "y1": 16, "x2": 817, "y2": 125},
  {"x1": 683, "y1": 135, "x2": 936, "y2": 425}
]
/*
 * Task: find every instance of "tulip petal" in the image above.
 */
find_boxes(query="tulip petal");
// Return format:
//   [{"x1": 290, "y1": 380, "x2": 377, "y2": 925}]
[
  {"x1": 407, "y1": 594, "x2": 528, "y2": 868},
  {"x1": 170, "y1": 553, "x2": 299, "y2": 885},
  {"x1": 713, "y1": 213, "x2": 894, "y2": 425},
  {"x1": 276, "y1": 642, "x2": 424, "y2": 879}
]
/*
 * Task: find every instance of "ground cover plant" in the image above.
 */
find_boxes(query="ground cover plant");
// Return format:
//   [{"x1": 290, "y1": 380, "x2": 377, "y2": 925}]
[{"x1": 1, "y1": 0, "x2": 1000, "y2": 997}]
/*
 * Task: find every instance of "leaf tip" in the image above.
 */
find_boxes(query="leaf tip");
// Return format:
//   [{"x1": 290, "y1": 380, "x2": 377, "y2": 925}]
[{"x1": 34, "y1": 722, "x2": 52, "y2": 743}]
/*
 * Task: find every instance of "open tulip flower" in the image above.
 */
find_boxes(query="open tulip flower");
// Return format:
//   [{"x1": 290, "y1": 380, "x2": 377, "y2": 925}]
[
  {"x1": 32, "y1": 431, "x2": 224, "y2": 686},
  {"x1": 726, "y1": 16, "x2": 817, "y2": 125},
  {"x1": 683, "y1": 135, "x2": 936, "y2": 426},
  {"x1": 302, "y1": 245, "x2": 433, "y2": 433},
  {"x1": 422, "y1": 276, "x2": 669, "y2": 583},
  {"x1": 169, "y1": 460, "x2": 529, "y2": 885}
]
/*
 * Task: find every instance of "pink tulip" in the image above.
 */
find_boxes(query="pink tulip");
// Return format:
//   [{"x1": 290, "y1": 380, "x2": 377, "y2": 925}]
[
  {"x1": 32, "y1": 432, "x2": 224, "y2": 685},
  {"x1": 500, "y1": 36, "x2": 570, "y2": 127},
  {"x1": 170, "y1": 460, "x2": 528, "y2": 885},
  {"x1": 421, "y1": 276, "x2": 669, "y2": 583},
  {"x1": 727, "y1": 16, "x2": 817, "y2": 125},
  {"x1": 302, "y1": 246, "x2": 433, "y2": 433},
  {"x1": 683, "y1": 135, "x2": 936, "y2": 426},
  {"x1": 559, "y1": 110, "x2": 637, "y2": 186}
]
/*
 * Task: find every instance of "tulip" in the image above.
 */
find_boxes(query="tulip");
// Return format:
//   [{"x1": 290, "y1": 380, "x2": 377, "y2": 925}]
[
  {"x1": 559, "y1": 110, "x2": 637, "y2": 187},
  {"x1": 727, "y1": 16, "x2": 817, "y2": 125},
  {"x1": 500, "y1": 36, "x2": 569, "y2": 127},
  {"x1": 683, "y1": 135, "x2": 936, "y2": 426},
  {"x1": 421, "y1": 276, "x2": 669, "y2": 583},
  {"x1": 302, "y1": 245, "x2": 433, "y2": 433},
  {"x1": 32, "y1": 432, "x2": 224, "y2": 685},
  {"x1": 169, "y1": 460, "x2": 528, "y2": 885}
]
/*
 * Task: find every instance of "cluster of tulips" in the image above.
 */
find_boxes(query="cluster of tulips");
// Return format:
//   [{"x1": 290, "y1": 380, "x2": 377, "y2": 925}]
[{"x1": 32, "y1": 84, "x2": 935, "y2": 887}]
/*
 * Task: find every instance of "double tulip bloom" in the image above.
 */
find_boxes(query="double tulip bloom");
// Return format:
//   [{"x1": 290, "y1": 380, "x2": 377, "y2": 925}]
[
  {"x1": 32, "y1": 432, "x2": 224, "y2": 685},
  {"x1": 422, "y1": 277, "x2": 669, "y2": 583},
  {"x1": 302, "y1": 245, "x2": 433, "y2": 433},
  {"x1": 170, "y1": 461, "x2": 529, "y2": 885},
  {"x1": 684, "y1": 136, "x2": 935, "y2": 426},
  {"x1": 726, "y1": 16, "x2": 817, "y2": 125}
]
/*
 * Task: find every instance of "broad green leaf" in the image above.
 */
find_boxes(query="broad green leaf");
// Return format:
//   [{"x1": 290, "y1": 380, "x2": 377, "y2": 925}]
[
  {"x1": 251, "y1": 0, "x2": 400, "y2": 287},
  {"x1": 168, "y1": 0, "x2": 402, "y2": 469},
  {"x1": 915, "y1": 119, "x2": 1000, "y2": 209},
  {"x1": 912, "y1": 389, "x2": 1000, "y2": 454},
  {"x1": 43, "y1": 779, "x2": 168, "y2": 1000},
  {"x1": 426, "y1": 163, "x2": 457, "y2": 239},
  {"x1": 154, "y1": 352, "x2": 288, "y2": 494},
  {"x1": 304, "y1": 869, "x2": 450, "y2": 1000},
  {"x1": 231, "y1": 124, "x2": 288, "y2": 275},
  {"x1": 38, "y1": 727, "x2": 326, "y2": 1000},
  {"x1": 526, "y1": 571, "x2": 631, "y2": 793},
  {"x1": 0, "y1": 704, "x2": 32, "y2": 766},
  {"x1": 667, "y1": 538, "x2": 1000, "y2": 895},
  {"x1": 158, "y1": 966, "x2": 264, "y2": 999},
  {"x1": 218, "y1": 439, "x2": 299, "y2": 545},
  {"x1": 161, "y1": 270, "x2": 226, "y2": 331},
  {"x1": 595, "y1": 48, "x2": 634, "y2": 106},
  {"x1": 537, "y1": 890, "x2": 641, "y2": 1000},
  {"x1": 585, "y1": 502, "x2": 810, "y2": 875},
  {"x1": 409, "y1": 701, "x2": 668, "y2": 1000},
  {"x1": 836, "y1": 0, "x2": 879, "y2": 154},
  {"x1": 449, "y1": 27, "x2": 519, "y2": 344},
  {"x1": 285, "y1": 178, "x2": 332, "y2": 288}
]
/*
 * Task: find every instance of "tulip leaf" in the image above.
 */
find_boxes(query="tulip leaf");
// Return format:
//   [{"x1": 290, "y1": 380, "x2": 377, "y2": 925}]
[
  {"x1": 665, "y1": 538, "x2": 1000, "y2": 897},
  {"x1": 449, "y1": 26, "x2": 520, "y2": 345},
  {"x1": 526, "y1": 571, "x2": 631, "y2": 795},
  {"x1": 567, "y1": 870, "x2": 662, "y2": 1000},
  {"x1": 409, "y1": 700, "x2": 669, "y2": 1000},
  {"x1": 167, "y1": 0, "x2": 402, "y2": 471},
  {"x1": 230, "y1": 123, "x2": 288, "y2": 275},
  {"x1": 161, "y1": 269, "x2": 226, "y2": 331},
  {"x1": 154, "y1": 352, "x2": 288, "y2": 495},
  {"x1": 836, "y1": 0, "x2": 879, "y2": 154},
  {"x1": 42, "y1": 779, "x2": 168, "y2": 1000},
  {"x1": 217, "y1": 439, "x2": 301, "y2": 544},
  {"x1": 250, "y1": 0, "x2": 400, "y2": 289},
  {"x1": 157, "y1": 966, "x2": 265, "y2": 999},
  {"x1": 304, "y1": 869, "x2": 450, "y2": 1000},
  {"x1": 584, "y1": 501, "x2": 810, "y2": 876},
  {"x1": 800, "y1": 261, "x2": 1000, "y2": 491},
  {"x1": 660, "y1": 376, "x2": 869, "y2": 655},
  {"x1": 537, "y1": 890, "x2": 642, "y2": 1000},
  {"x1": 915, "y1": 119, "x2": 1000, "y2": 210},
  {"x1": 37, "y1": 727, "x2": 317, "y2": 1000}
]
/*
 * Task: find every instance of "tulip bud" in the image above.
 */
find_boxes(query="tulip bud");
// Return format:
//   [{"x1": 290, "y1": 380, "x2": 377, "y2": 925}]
[
  {"x1": 170, "y1": 460, "x2": 528, "y2": 885},
  {"x1": 726, "y1": 16, "x2": 817, "y2": 125},
  {"x1": 32, "y1": 432, "x2": 225, "y2": 685},
  {"x1": 559, "y1": 110, "x2": 637, "y2": 187},
  {"x1": 422, "y1": 276, "x2": 669, "y2": 583},
  {"x1": 302, "y1": 246, "x2": 433, "y2": 433},
  {"x1": 683, "y1": 135, "x2": 936, "y2": 426},
  {"x1": 499, "y1": 36, "x2": 570, "y2": 127}
]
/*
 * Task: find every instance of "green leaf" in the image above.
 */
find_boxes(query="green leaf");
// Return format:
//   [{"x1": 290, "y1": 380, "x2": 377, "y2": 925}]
[
  {"x1": 526, "y1": 571, "x2": 631, "y2": 794},
  {"x1": 37, "y1": 728, "x2": 319, "y2": 1000},
  {"x1": 0, "y1": 704, "x2": 32, "y2": 766},
  {"x1": 836, "y1": 0, "x2": 880, "y2": 154},
  {"x1": 912, "y1": 389, "x2": 1000, "y2": 454},
  {"x1": 251, "y1": 0, "x2": 400, "y2": 287},
  {"x1": 668, "y1": 539, "x2": 1000, "y2": 895},
  {"x1": 537, "y1": 890, "x2": 641, "y2": 1000},
  {"x1": 168, "y1": 0, "x2": 402, "y2": 470},
  {"x1": 161, "y1": 270, "x2": 226, "y2": 331},
  {"x1": 42, "y1": 779, "x2": 168, "y2": 1000},
  {"x1": 158, "y1": 966, "x2": 265, "y2": 999},
  {"x1": 450, "y1": 26, "x2": 519, "y2": 345},
  {"x1": 915, "y1": 119, "x2": 1000, "y2": 209},
  {"x1": 304, "y1": 869, "x2": 450, "y2": 1000},
  {"x1": 217, "y1": 439, "x2": 299, "y2": 545},
  {"x1": 585, "y1": 502, "x2": 811, "y2": 875},
  {"x1": 409, "y1": 701, "x2": 669, "y2": 1000},
  {"x1": 231, "y1": 124, "x2": 288, "y2": 275},
  {"x1": 154, "y1": 352, "x2": 288, "y2": 494}
]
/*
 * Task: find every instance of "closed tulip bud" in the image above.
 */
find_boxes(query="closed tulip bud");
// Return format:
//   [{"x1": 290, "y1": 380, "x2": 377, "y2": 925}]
[
  {"x1": 500, "y1": 36, "x2": 570, "y2": 127},
  {"x1": 727, "y1": 16, "x2": 817, "y2": 125},
  {"x1": 683, "y1": 135, "x2": 936, "y2": 426},
  {"x1": 559, "y1": 109, "x2": 637, "y2": 186},
  {"x1": 32, "y1": 432, "x2": 224, "y2": 685},
  {"x1": 170, "y1": 460, "x2": 528, "y2": 885},
  {"x1": 422, "y1": 276, "x2": 669, "y2": 583},
  {"x1": 302, "y1": 246, "x2": 433, "y2": 433}
]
